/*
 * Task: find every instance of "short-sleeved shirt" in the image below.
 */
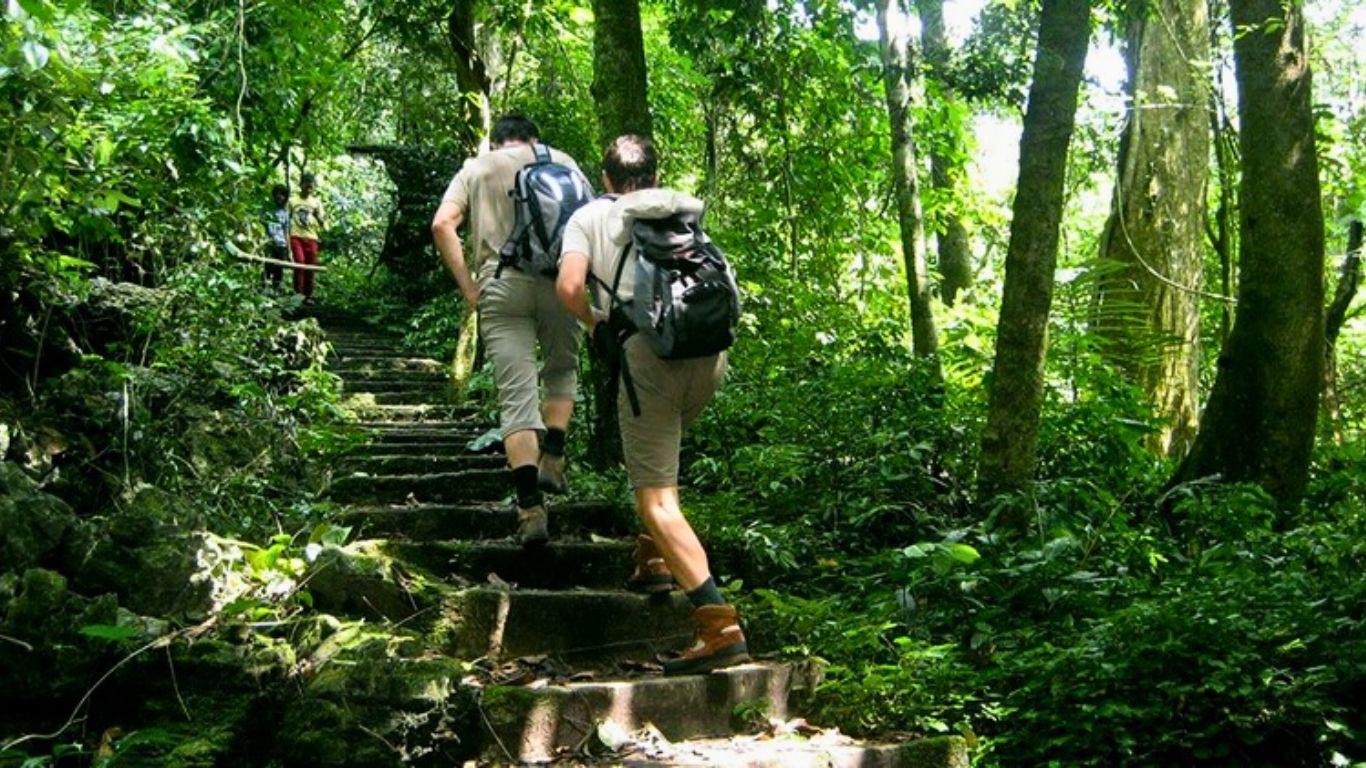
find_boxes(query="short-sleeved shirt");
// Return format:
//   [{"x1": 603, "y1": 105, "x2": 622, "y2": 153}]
[
  {"x1": 289, "y1": 195, "x2": 326, "y2": 241},
  {"x1": 560, "y1": 188, "x2": 706, "y2": 309},
  {"x1": 441, "y1": 143, "x2": 588, "y2": 276},
  {"x1": 265, "y1": 207, "x2": 290, "y2": 247}
]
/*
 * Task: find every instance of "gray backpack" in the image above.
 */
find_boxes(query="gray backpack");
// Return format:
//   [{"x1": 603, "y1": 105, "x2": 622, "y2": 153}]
[{"x1": 496, "y1": 144, "x2": 593, "y2": 278}]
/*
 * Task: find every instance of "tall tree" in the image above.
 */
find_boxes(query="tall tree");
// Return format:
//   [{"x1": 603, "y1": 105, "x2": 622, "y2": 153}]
[
  {"x1": 1093, "y1": 0, "x2": 1210, "y2": 457},
  {"x1": 1170, "y1": 0, "x2": 1325, "y2": 503},
  {"x1": 584, "y1": 0, "x2": 654, "y2": 467},
  {"x1": 977, "y1": 0, "x2": 1092, "y2": 497},
  {"x1": 915, "y1": 0, "x2": 974, "y2": 306},
  {"x1": 875, "y1": 0, "x2": 940, "y2": 362},
  {"x1": 590, "y1": 0, "x2": 654, "y2": 147}
]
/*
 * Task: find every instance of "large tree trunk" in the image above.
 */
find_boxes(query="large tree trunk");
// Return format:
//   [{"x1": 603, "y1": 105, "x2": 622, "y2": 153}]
[
  {"x1": 1093, "y1": 0, "x2": 1210, "y2": 457},
  {"x1": 447, "y1": 0, "x2": 493, "y2": 149},
  {"x1": 915, "y1": 0, "x2": 973, "y2": 306},
  {"x1": 1170, "y1": 0, "x2": 1325, "y2": 504},
  {"x1": 875, "y1": 0, "x2": 940, "y2": 363},
  {"x1": 585, "y1": 0, "x2": 654, "y2": 468},
  {"x1": 977, "y1": 0, "x2": 1091, "y2": 498},
  {"x1": 590, "y1": 0, "x2": 653, "y2": 146}
]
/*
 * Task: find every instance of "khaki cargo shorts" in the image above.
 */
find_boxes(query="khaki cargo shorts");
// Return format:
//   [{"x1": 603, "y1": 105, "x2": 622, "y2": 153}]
[
  {"x1": 618, "y1": 335, "x2": 726, "y2": 488},
  {"x1": 478, "y1": 266, "x2": 580, "y2": 438}
]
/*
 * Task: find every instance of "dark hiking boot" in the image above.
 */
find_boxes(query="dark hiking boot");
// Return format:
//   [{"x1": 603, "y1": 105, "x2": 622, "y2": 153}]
[
  {"x1": 661, "y1": 604, "x2": 750, "y2": 676},
  {"x1": 517, "y1": 504, "x2": 548, "y2": 547},
  {"x1": 537, "y1": 453, "x2": 567, "y2": 495},
  {"x1": 626, "y1": 534, "x2": 676, "y2": 594}
]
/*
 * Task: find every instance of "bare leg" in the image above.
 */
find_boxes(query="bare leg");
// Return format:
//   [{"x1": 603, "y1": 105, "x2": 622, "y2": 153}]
[
  {"x1": 505, "y1": 429, "x2": 538, "y2": 469},
  {"x1": 635, "y1": 485, "x2": 710, "y2": 592},
  {"x1": 543, "y1": 397, "x2": 573, "y2": 432}
]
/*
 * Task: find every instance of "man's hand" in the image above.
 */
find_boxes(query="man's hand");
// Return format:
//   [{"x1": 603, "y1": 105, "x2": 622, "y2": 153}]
[{"x1": 463, "y1": 285, "x2": 480, "y2": 308}]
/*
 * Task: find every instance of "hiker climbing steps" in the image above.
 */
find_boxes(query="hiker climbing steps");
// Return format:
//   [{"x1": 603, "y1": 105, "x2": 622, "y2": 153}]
[{"x1": 314, "y1": 311, "x2": 969, "y2": 766}]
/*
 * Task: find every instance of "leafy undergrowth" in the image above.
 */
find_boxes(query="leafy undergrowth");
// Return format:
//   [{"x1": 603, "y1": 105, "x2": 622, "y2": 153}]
[
  {"x1": 668, "y1": 308, "x2": 1366, "y2": 767},
  {"x1": 0, "y1": 260, "x2": 391, "y2": 765}
]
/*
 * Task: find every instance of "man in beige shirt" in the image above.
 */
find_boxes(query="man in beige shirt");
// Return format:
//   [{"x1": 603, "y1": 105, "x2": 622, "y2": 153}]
[
  {"x1": 431, "y1": 115, "x2": 590, "y2": 545},
  {"x1": 557, "y1": 134, "x2": 748, "y2": 676}
]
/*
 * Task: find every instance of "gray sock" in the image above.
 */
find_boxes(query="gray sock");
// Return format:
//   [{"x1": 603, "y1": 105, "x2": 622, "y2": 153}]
[{"x1": 686, "y1": 577, "x2": 725, "y2": 608}]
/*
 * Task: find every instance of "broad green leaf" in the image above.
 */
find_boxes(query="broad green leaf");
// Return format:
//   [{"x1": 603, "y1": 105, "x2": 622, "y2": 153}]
[
  {"x1": 21, "y1": 40, "x2": 49, "y2": 70},
  {"x1": 79, "y1": 624, "x2": 138, "y2": 642},
  {"x1": 944, "y1": 543, "x2": 980, "y2": 565}
]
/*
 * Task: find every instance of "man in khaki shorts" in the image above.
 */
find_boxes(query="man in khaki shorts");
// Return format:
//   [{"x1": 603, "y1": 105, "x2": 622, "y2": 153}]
[
  {"x1": 556, "y1": 134, "x2": 748, "y2": 676},
  {"x1": 431, "y1": 115, "x2": 588, "y2": 545}
]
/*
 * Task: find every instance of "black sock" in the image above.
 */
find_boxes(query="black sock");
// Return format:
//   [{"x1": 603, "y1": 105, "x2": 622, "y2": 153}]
[
  {"x1": 686, "y1": 577, "x2": 725, "y2": 608},
  {"x1": 543, "y1": 428, "x2": 566, "y2": 457},
  {"x1": 511, "y1": 465, "x2": 542, "y2": 509}
]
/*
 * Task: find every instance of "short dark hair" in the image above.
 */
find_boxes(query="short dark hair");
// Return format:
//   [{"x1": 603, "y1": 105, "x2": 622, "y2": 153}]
[
  {"x1": 271, "y1": 183, "x2": 288, "y2": 197},
  {"x1": 491, "y1": 114, "x2": 540, "y2": 146},
  {"x1": 300, "y1": 172, "x2": 316, "y2": 185},
  {"x1": 603, "y1": 135, "x2": 658, "y2": 193}
]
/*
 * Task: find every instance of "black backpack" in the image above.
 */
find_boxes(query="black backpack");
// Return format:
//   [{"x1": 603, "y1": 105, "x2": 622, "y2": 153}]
[
  {"x1": 496, "y1": 144, "x2": 593, "y2": 278},
  {"x1": 611, "y1": 211, "x2": 741, "y2": 360}
]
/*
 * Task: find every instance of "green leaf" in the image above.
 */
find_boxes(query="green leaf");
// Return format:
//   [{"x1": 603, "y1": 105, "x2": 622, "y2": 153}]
[
  {"x1": 17, "y1": 0, "x2": 54, "y2": 22},
  {"x1": 79, "y1": 624, "x2": 138, "y2": 642},
  {"x1": 944, "y1": 542, "x2": 981, "y2": 565},
  {"x1": 21, "y1": 40, "x2": 50, "y2": 71}
]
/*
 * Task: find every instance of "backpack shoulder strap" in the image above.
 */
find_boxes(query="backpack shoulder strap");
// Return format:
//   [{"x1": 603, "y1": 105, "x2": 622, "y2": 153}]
[
  {"x1": 587, "y1": 239, "x2": 633, "y2": 307},
  {"x1": 532, "y1": 143, "x2": 552, "y2": 164}
]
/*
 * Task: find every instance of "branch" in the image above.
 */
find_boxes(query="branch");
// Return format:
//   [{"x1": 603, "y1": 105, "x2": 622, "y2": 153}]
[{"x1": 1326, "y1": 220, "x2": 1364, "y2": 346}]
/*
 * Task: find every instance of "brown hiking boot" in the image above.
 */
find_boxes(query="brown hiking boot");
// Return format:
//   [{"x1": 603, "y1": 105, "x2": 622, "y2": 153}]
[
  {"x1": 626, "y1": 535, "x2": 676, "y2": 594},
  {"x1": 537, "y1": 452, "x2": 567, "y2": 495},
  {"x1": 662, "y1": 604, "x2": 750, "y2": 676},
  {"x1": 517, "y1": 504, "x2": 548, "y2": 547}
]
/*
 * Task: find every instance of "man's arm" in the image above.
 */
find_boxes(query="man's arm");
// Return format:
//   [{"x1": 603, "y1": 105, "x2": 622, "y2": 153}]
[
  {"x1": 556, "y1": 251, "x2": 599, "y2": 328},
  {"x1": 432, "y1": 200, "x2": 479, "y2": 307}
]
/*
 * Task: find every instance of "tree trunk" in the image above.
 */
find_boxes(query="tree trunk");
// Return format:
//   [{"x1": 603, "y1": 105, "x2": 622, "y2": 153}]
[
  {"x1": 1322, "y1": 221, "x2": 1363, "y2": 444},
  {"x1": 977, "y1": 0, "x2": 1091, "y2": 497},
  {"x1": 590, "y1": 0, "x2": 653, "y2": 147},
  {"x1": 915, "y1": 0, "x2": 973, "y2": 306},
  {"x1": 875, "y1": 0, "x2": 940, "y2": 363},
  {"x1": 586, "y1": 0, "x2": 654, "y2": 469},
  {"x1": 1093, "y1": 0, "x2": 1210, "y2": 457},
  {"x1": 1170, "y1": 0, "x2": 1325, "y2": 504},
  {"x1": 447, "y1": 0, "x2": 493, "y2": 149}
]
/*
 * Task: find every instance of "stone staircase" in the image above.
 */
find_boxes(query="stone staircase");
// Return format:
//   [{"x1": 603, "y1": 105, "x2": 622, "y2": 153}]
[{"x1": 314, "y1": 313, "x2": 968, "y2": 767}]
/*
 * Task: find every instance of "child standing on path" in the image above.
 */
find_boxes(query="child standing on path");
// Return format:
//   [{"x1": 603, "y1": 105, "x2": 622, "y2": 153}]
[
  {"x1": 289, "y1": 172, "x2": 326, "y2": 303},
  {"x1": 263, "y1": 184, "x2": 290, "y2": 289}
]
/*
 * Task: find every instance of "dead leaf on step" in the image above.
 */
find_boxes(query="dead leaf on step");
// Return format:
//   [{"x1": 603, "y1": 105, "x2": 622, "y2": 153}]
[
  {"x1": 588, "y1": 533, "x2": 614, "y2": 544},
  {"x1": 403, "y1": 492, "x2": 419, "y2": 507},
  {"x1": 486, "y1": 572, "x2": 516, "y2": 590}
]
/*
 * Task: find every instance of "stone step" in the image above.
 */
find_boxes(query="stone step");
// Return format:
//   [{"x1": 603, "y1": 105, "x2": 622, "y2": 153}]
[
  {"x1": 353, "y1": 438, "x2": 487, "y2": 454},
  {"x1": 337, "y1": 501, "x2": 633, "y2": 541},
  {"x1": 304, "y1": 549, "x2": 693, "y2": 665},
  {"x1": 361, "y1": 421, "x2": 488, "y2": 433},
  {"x1": 329, "y1": 468, "x2": 507, "y2": 504},
  {"x1": 340, "y1": 453, "x2": 506, "y2": 474},
  {"x1": 346, "y1": 403, "x2": 479, "y2": 422},
  {"x1": 332, "y1": 356, "x2": 445, "y2": 374},
  {"x1": 446, "y1": 587, "x2": 694, "y2": 665},
  {"x1": 344, "y1": 389, "x2": 456, "y2": 406},
  {"x1": 607, "y1": 734, "x2": 970, "y2": 768},
  {"x1": 339, "y1": 375, "x2": 452, "y2": 391},
  {"x1": 387, "y1": 539, "x2": 636, "y2": 590},
  {"x1": 476, "y1": 663, "x2": 798, "y2": 764}
]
